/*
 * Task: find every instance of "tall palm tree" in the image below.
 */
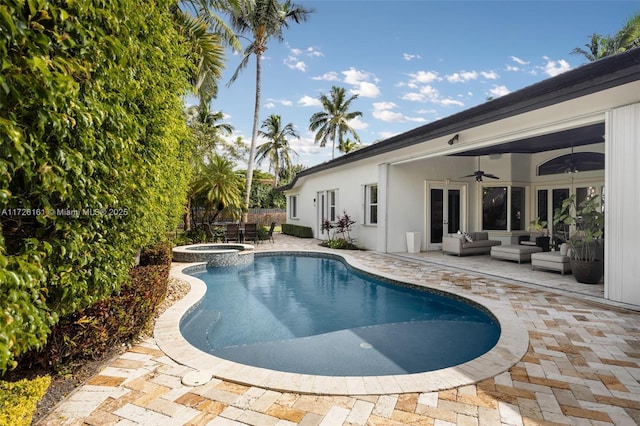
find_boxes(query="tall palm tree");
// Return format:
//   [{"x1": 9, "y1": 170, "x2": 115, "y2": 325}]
[
  {"x1": 256, "y1": 114, "x2": 299, "y2": 186},
  {"x1": 309, "y1": 86, "x2": 363, "y2": 159},
  {"x1": 185, "y1": 100, "x2": 235, "y2": 161},
  {"x1": 226, "y1": 0, "x2": 313, "y2": 220},
  {"x1": 572, "y1": 13, "x2": 640, "y2": 62}
]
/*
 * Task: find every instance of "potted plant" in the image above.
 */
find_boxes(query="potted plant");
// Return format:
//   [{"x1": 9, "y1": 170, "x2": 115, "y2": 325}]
[
  {"x1": 553, "y1": 194, "x2": 604, "y2": 284},
  {"x1": 528, "y1": 217, "x2": 548, "y2": 239}
]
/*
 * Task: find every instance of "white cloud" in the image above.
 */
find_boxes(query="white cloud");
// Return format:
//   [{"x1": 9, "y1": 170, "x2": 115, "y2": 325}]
[
  {"x1": 372, "y1": 102, "x2": 426, "y2": 123},
  {"x1": 297, "y1": 95, "x2": 322, "y2": 107},
  {"x1": 342, "y1": 67, "x2": 371, "y2": 85},
  {"x1": 401, "y1": 92, "x2": 426, "y2": 102},
  {"x1": 481, "y1": 71, "x2": 499, "y2": 80},
  {"x1": 403, "y1": 53, "x2": 422, "y2": 61},
  {"x1": 285, "y1": 57, "x2": 307, "y2": 72},
  {"x1": 306, "y1": 47, "x2": 324, "y2": 57},
  {"x1": 510, "y1": 56, "x2": 530, "y2": 65},
  {"x1": 352, "y1": 81, "x2": 381, "y2": 98},
  {"x1": 446, "y1": 71, "x2": 478, "y2": 83},
  {"x1": 348, "y1": 116, "x2": 369, "y2": 130},
  {"x1": 312, "y1": 71, "x2": 339, "y2": 81},
  {"x1": 440, "y1": 98, "x2": 464, "y2": 107},
  {"x1": 373, "y1": 101, "x2": 398, "y2": 110},
  {"x1": 488, "y1": 85, "x2": 510, "y2": 98},
  {"x1": 266, "y1": 98, "x2": 293, "y2": 107},
  {"x1": 543, "y1": 58, "x2": 571, "y2": 77},
  {"x1": 506, "y1": 64, "x2": 520, "y2": 72},
  {"x1": 342, "y1": 67, "x2": 381, "y2": 98},
  {"x1": 408, "y1": 70, "x2": 440, "y2": 84}
]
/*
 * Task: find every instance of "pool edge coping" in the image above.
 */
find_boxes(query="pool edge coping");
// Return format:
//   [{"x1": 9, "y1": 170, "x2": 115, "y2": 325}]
[{"x1": 155, "y1": 250, "x2": 529, "y2": 396}]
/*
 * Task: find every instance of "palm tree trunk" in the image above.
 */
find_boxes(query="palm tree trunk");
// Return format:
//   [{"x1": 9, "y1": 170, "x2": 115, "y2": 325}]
[
  {"x1": 184, "y1": 197, "x2": 192, "y2": 231},
  {"x1": 243, "y1": 53, "x2": 262, "y2": 222}
]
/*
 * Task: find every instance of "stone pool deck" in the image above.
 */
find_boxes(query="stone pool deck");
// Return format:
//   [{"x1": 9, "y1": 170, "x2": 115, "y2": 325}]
[{"x1": 40, "y1": 234, "x2": 640, "y2": 425}]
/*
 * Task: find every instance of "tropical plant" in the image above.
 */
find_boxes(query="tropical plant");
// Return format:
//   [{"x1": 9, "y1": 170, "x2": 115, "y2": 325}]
[
  {"x1": 278, "y1": 163, "x2": 306, "y2": 186},
  {"x1": 339, "y1": 138, "x2": 362, "y2": 154},
  {"x1": 226, "y1": 0, "x2": 313, "y2": 221},
  {"x1": 572, "y1": 12, "x2": 640, "y2": 61},
  {"x1": 553, "y1": 194, "x2": 604, "y2": 262},
  {"x1": 320, "y1": 211, "x2": 357, "y2": 249},
  {"x1": 176, "y1": 0, "x2": 243, "y2": 101},
  {"x1": 185, "y1": 101, "x2": 238, "y2": 161},
  {"x1": 257, "y1": 114, "x2": 300, "y2": 186},
  {"x1": 190, "y1": 155, "x2": 245, "y2": 224},
  {"x1": 309, "y1": 86, "x2": 363, "y2": 159}
]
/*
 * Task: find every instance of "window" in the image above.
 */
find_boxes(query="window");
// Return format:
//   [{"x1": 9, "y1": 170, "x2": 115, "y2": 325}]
[
  {"x1": 328, "y1": 190, "x2": 336, "y2": 221},
  {"x1": 365, "y1": 184, "x2": 378, "y2": 224},
  {"x1": 482, "y1": 186, "x2": 525, "y2": 231},
  {"x1": 289, "y1": 195, "x2": 298, "y2": 219}
]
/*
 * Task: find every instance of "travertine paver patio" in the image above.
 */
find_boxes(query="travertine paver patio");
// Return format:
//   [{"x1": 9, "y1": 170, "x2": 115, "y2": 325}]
[{"x1": 40, "y1": 234, "x2": 640, "y2": 425}]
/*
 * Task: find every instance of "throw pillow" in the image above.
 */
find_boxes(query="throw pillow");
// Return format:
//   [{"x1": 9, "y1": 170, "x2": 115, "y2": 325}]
[{"x1": 462, "y1": 232, "x2": 474, "y2": 243}]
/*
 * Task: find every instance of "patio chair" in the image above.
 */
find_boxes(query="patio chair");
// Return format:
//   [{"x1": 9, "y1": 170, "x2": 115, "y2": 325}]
[
  {"x1": 224, "y1": 223, "x2": 240, "y2": 242},
  {"x1": 266, "y1": 222, "x2": 275, "y2": 243},
  {"x1": 243, "y1": 223, "x2": 258, "y2": 244}
]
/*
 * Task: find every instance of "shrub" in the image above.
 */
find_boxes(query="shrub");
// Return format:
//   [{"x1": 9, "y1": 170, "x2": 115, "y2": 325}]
[
  {"x1": 281, "y1": 224, "x2": 313, "y2": 238},
  {"x1": 0, "y1": 0, "x2": 191, "y2": 371},
  {"x1": 320, "y1": 211, "x2": 358, "y2": 250},
  {"x1": 182, "y1": 228, "x2": 207, "y2": 244},
  {"x1": 19, "y1": 242, "x2": 171, "y2": 371},
  {"x1": 0, "y1": 375, "x2": 50, "y2": 426},
  {"x1": 139, "y1": 241, "x2": 173, "y2": 266}
]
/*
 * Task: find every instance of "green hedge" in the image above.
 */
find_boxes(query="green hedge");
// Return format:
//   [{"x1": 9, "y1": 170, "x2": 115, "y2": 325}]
[
  {"x1": 0, "y1": 0, "x2": 191, "y2": 372},
  {"x1": 20, "y1": 260, "x2": 170, "y2": 371},
  {"x1": 0, "y1": 376, "x2": 50, "y2": 426},
  {"x1": 281, "y1": 223, "x2": 314, "y2": 238}
]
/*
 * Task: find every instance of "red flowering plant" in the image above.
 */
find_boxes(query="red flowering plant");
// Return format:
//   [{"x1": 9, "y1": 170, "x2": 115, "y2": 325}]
[{"x1": 320, "y1": 211, "x2": 359, "y2": 249}]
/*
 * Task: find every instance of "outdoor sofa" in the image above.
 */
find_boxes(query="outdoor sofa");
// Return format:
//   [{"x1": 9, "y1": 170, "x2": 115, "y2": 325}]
[{"x1": 442, "y1": 232, "x2": 501, "y2": 256}]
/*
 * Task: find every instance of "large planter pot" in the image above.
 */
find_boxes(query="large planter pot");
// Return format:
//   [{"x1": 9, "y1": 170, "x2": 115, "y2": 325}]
[{"x1": 570, "y1": 259, "x2": 603, "y2": 284}]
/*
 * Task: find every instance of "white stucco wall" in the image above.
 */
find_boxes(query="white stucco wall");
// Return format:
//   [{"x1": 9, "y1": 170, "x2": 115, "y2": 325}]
[{"x1": 605, "y1": 103, "x2": 640, "y2": 306}]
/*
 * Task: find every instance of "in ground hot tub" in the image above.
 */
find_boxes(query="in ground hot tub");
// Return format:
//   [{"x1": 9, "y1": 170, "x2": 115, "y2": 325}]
[{"x1": 172, "y1": 243, "x2": 254, "y2": 267}]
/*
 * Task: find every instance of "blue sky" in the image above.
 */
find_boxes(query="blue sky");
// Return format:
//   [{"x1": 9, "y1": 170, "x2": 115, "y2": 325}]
[{"x1": 200, "y1": 1, "x2": 639, "y2": 171}]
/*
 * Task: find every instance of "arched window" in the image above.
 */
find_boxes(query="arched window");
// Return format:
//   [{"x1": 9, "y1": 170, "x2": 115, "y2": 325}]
[{"x1": 537, "y1": 152, "x2": 604, "y2": 176}]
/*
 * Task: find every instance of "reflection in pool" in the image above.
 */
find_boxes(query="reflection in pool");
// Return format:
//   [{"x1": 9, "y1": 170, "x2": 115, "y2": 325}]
[{"x1": 180, "y1": 254, "x2": 500, "y2": 376}]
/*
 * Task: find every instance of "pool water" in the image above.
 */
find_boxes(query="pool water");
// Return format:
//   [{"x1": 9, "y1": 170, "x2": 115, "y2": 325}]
[{"x1": 180, "y1": 254, "x2": 500, "y2": 376}]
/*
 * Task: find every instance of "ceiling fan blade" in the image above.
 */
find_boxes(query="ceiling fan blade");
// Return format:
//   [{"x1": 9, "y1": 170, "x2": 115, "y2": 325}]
[
  {"x1": 484, "y1": 174, "x2": 500, "y2": 179},
  {"x1": 460, "y1": 174, "x2": 477, "y2": 178}
]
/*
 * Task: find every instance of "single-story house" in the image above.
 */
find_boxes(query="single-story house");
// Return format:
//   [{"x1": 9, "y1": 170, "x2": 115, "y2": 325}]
[{"x1": 280, "y1": 48, "x2": 640, "y2": 308}]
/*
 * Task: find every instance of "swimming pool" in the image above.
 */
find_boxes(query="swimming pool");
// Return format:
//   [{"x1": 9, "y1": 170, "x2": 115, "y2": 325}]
[{"x1": 180, "y1": 254, "x2": 500, "y2": 376}]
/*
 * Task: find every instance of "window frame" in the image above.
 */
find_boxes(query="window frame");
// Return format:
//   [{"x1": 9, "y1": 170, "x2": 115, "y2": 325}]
[
  {"x1": 364, "y1": 184, "x2": 378, "y2": 225},
  {"x1": 289, "y1": 195, "x2": 298, "y2": 219},
  {"x1": 481, "y1": 185, "x2": 526, "y2": 231}
]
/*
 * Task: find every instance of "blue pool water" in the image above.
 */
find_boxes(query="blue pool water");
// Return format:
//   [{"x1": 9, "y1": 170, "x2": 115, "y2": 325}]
[{"x1": 180, "y1": 254, "x2": 500, "y2": 376}]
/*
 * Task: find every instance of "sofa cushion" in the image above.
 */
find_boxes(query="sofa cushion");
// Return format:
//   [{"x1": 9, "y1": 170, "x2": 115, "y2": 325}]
[
  {"x1": 472, "y1": 232, "x2": 489, "y2": 241},
  {"x1": 462, "y1": 232, "x2": 474, "y2": 242},
  {"x1": 462, "y1": 239, "x2": 500, "y2": 249}
]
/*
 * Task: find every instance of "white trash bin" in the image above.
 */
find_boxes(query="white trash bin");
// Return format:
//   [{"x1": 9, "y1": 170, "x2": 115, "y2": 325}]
[{"x1": 406, "y1": 232, "x2": 422, "y2": 253}]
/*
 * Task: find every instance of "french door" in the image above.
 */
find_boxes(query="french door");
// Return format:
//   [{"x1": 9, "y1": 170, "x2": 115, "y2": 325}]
[{"x1": 426, "y1": 183, "x2": 466, "y2": 251}]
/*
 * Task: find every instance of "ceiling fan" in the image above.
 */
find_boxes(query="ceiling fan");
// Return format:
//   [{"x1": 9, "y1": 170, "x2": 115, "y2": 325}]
[{"x1": 461, "y1": 157, "x2": 500, "y2": 182}]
